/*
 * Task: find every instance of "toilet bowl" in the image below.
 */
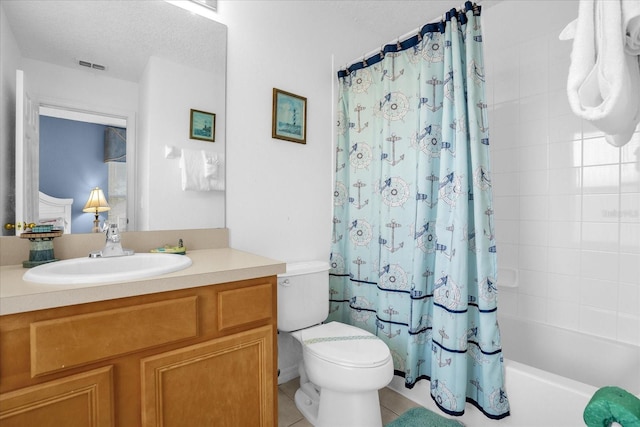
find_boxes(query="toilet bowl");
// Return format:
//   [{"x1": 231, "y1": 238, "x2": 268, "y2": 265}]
[{"x1": 278, "y1": 261, "x2": 394, "y2": 427}]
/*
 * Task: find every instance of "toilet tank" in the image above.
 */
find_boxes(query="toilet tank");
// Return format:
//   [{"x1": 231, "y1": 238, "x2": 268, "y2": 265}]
[{"x1": 277, "y1": 260, "x2": 330, "y2": 332}]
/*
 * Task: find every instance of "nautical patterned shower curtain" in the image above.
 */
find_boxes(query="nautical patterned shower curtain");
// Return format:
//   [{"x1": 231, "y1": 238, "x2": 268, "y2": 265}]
[{"x1": 328, "y1": 2, "x2": 509, "y2": 419}]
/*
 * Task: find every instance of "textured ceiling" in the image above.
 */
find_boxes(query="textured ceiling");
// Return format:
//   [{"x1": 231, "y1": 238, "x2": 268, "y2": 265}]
[
  {"x1": 2, "y1": 0, "x2": 491, "y2": 83},
  {"x1": 2, "y1": 0, "x2": 227, "y2": 82},
  {"x1": 329, "y1": 1, "x2": 493, "y2": 37}
]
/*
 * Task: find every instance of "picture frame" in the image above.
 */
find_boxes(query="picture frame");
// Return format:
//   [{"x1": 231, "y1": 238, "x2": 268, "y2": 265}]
[
  {"x1": 272, "y1": 88, "x2": 307, "y2": 144},
  {"x1": 189, "y1": 109, "x2": 215, "y2": 142}
]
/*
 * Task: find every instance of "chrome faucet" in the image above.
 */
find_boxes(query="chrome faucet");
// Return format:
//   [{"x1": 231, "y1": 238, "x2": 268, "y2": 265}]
[{"x1": 89, "y1": 223, "x2": 134, "y2": 258}]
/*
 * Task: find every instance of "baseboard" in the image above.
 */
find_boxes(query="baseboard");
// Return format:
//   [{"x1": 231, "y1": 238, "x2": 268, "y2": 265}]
[{"x1": 278, "y1": 364, "x2": 299, "y2": 385}]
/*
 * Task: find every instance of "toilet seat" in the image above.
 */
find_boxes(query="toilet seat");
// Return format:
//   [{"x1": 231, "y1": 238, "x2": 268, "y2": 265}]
[{"x1": 299, "y1": 322, "x2": 391, "y2": 368}]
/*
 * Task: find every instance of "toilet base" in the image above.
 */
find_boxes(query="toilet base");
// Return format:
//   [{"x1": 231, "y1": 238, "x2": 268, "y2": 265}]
[
  {"x1": 317, "y1": 388, "x2": 383, "y2": 427},
  {"x1": 294, "y1": 386, "x2": 320, "y2": 425},
  {"x1": 294, "y1": 384, "x2": 383, "y2": 427}
]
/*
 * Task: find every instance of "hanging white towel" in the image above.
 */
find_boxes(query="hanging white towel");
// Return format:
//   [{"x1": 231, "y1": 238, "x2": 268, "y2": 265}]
[
  {"x1": 208, "y1": 153, "x2": 225, "y2": 191},
  {"x1": 565, "y1": 0, "x2": 640, "y2": 147},
  {"x1": 180, "y1": 149, "x2": 210, "y2": 191},
  {"x1": 179, "y1": 149, "x2": 225, "y2": 191},
  {"x1": 203, "y1": 151, "x2": 218, "y2": 178}
]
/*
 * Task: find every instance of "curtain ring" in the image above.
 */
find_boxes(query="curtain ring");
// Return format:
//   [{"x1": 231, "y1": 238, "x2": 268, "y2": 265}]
[
  {"x1": 396, "y1": 38, "x2": 402, "y2": 50},
  {"x1": 362, "y1": 55, "x2": 367, "y2": 67},
  {"x1": 380, "y1": 45, "x2": 385, "y2": 59}
]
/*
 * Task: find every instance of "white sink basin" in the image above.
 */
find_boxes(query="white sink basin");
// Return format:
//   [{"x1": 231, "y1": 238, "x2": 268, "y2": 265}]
[{"x1": 23, "y1": 253, "x2": 193, "y2": 285}]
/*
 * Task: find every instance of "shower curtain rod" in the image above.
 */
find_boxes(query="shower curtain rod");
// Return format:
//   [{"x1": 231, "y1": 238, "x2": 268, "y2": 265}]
[{"x1": 342, "y1": 0, "x2": 482, "y2": 71}]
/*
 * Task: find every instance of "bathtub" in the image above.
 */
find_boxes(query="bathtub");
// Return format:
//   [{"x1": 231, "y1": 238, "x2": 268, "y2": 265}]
[{"x1": 387, "y1": 315, "x2": 640, "y2": 426}]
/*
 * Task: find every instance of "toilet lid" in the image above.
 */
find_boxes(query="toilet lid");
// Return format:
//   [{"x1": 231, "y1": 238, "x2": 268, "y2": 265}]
[{"x1": 300, "y1": 322, "x2": 391, "y2": 368}]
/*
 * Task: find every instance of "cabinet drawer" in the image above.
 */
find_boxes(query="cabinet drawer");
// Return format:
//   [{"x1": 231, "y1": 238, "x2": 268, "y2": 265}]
[
  {"x1": 217, "y1": 283, "x2": 272, "y2": 331},
  {"x1": 30, "y1": 297, "x2": 198, "y2": 376}
]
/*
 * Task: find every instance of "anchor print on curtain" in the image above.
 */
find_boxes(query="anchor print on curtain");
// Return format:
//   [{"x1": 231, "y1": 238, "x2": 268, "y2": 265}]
[{"x1": 328, "y1": 2, "x2": 509, "y2": 419}]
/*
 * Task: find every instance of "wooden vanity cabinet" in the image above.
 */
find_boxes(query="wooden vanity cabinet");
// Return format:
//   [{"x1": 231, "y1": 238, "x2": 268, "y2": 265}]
[{"x1": 0, "y1": 276, "x2": 278, "y2": 426}]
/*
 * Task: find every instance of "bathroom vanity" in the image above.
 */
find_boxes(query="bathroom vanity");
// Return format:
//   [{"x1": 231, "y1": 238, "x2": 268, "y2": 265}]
[{"x1": 0, "y1": 230, "x2": 285, "y2": 426}]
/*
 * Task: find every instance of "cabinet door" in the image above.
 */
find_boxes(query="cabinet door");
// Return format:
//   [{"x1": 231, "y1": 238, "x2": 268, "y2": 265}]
[
  {"x1": 141, "y1": 325, "x2": 274, "y2": 427},
  {"x1": 0, "y1": 366, "x2": 114, "y2": 427}
]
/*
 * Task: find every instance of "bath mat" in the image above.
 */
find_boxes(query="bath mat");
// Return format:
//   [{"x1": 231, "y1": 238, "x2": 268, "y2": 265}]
[{"x1": 386, "y1": 407, "x2": 464, "y2": 427}]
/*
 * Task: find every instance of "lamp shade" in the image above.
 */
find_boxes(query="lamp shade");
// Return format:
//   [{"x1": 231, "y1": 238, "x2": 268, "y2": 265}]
[{"x1": 82, "y1": 187, "x2": 110, "y2": 213}]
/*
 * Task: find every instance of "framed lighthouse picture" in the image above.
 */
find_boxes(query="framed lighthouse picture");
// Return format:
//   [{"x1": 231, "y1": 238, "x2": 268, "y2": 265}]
[
  {"x1": 272, "y1": 88, "x2": 307, "y2": 144},
  {"x1": 190, "y1": 109, "x2": 216, "y2": 142}
]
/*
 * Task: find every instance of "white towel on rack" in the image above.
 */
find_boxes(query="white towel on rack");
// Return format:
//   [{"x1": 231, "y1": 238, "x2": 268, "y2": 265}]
[
  {"x1": 208, "y1": 153, "x2": 225, "y2": 191},
  {"x1": 179, "y1": 149, "x2": 225, "y2": 191},
  {"x1": 566, "y1": 0, "x2": 640, "y2": 147},
  {"x1": 180, "y1": 149, "x2": 211, "y2": 191},
  {"x1": 203, "y1": 151, "x2": 218, "y2": 178}
]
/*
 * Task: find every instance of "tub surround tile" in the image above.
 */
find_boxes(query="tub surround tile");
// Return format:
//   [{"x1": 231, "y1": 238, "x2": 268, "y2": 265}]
[
  {"x1": 519, "y1": 220, "x2": 548, "y2": 247},
  {"x1": 548, "y1": 273, "x2": 581, "y2": 302},
  {"x1": 581, "y1": 222, "x2": 620, "y2": 252},
  {"x1": 519, "y1": 169, "x2": 549, "y2": 196},
  {"x1": 549, "y1": 140, "x2": 582, "y2": 169},
  {"x1": 518, "y1": 294, "x2": 547, "y2": 323},
  {"x1": 618, "y1": 283, "x2": 640, "y2": 315},
  {"x1": 484, "y1": 0, "x2": 637, "y2": 355},
  {"x1": 519, "y1": 94, "x2": 549, "y2": 123},
  {"x1": 548, "y1": 195, "x2": 582, "y2": 221},
  {"x1": 620, "y1": 194, "x2": 640, "y2": 223},
  {"x1": 616, "y1": 313, "x2": 640, "y2": 346},
  {"x1": 518, "y1": 245, "x2": 548, "y2": 272},
  {"x1": 580, "y1": 250, "x2": 620, "y2": 282},
  {"x1": 548, "y1": 113, "x2": 582, "y2": 143},
  {"x1": 582, "y1": 165, "x2": 621, "y2": 194},
  {"x1": 547, "y1": 299, "x2": 580, "y2": 330},
  {"x1": 580, "y1": 278, "x2": 619, "y2": 312},
  {"x1": 621, "y1": 133, "x2": 640, "y2": 163},
  {"x1": 548, "y1": 168, "x2": 582, "y2": 195},
  {"x1": 547, "y1": 247, "x2": 581, "y2": 277},
  {"x1": 618, "y1": 253, "x2": 640, "y2": 283},
  {"x1": 518, "y1": 269, "x2": 548, "y2": 298},
  {"x1": 582, "y1": 194, "x2": 621, "y2": 222},
  {"x1": 619, "y1": 223, "x2": 640, "y2": 253},
  {"x1": 582, "y1": 137, "x2": 621, "y2": 166},
  {"x1": 621, "y1": 164, "x2": 640, "y2": 193},
  {"x1": 580, "y1": 306, "x2": 618, "y2": 339},
  {"x1": 548, "y1": 221, "x2": 581, "y2": 249}
]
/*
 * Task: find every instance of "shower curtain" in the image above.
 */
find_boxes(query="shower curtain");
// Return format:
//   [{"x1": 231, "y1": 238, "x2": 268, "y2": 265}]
[{"x1": 328, "y1": 2, "x2": 509, "y2": 419}]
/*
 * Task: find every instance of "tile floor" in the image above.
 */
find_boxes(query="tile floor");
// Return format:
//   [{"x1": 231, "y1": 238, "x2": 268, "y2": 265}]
[{"x1": 278, "y1": 378, "x2": 421, "y2": 427}]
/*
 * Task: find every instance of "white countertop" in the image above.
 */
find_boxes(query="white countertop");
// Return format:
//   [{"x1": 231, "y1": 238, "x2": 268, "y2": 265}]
[{"x1": 0, "y1": 248, "x2": 285, "y2": 315}]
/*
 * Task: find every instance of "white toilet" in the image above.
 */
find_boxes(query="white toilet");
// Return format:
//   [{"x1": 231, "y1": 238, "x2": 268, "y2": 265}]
[{"x1": 278, "y1": 261, "x2": 394, "y2": 427}]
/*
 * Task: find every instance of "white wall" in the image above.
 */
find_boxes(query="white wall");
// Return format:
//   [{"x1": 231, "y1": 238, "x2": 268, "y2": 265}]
[
  {"x1": 21, "y1": 59, "x2": 138, "y2": 114},
  {"x1": 138, "y1": 56, "x2": 225, "y2": 231},
  {"x1": 483, "y1": 0, "x2": 640, "y2": 347},
  {"x1": 222, "y1": 1, "x2": 336, "y2": 263}
]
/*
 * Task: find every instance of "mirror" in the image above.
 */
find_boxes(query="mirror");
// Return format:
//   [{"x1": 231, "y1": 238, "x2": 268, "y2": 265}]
[{"x1": 1, "y1": 0, "x2": 226, "y2": 234}]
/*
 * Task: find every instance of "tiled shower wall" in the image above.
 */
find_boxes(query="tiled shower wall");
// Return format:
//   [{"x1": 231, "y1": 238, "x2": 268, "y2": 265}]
[{"x1": 484, "y1": 1, "x2": 640, "y2": 346}]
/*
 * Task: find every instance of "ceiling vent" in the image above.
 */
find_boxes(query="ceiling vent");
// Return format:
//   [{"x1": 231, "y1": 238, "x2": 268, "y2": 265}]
[{"x1": 78, "y1": 60, "x2": 106, "y2": 71}]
